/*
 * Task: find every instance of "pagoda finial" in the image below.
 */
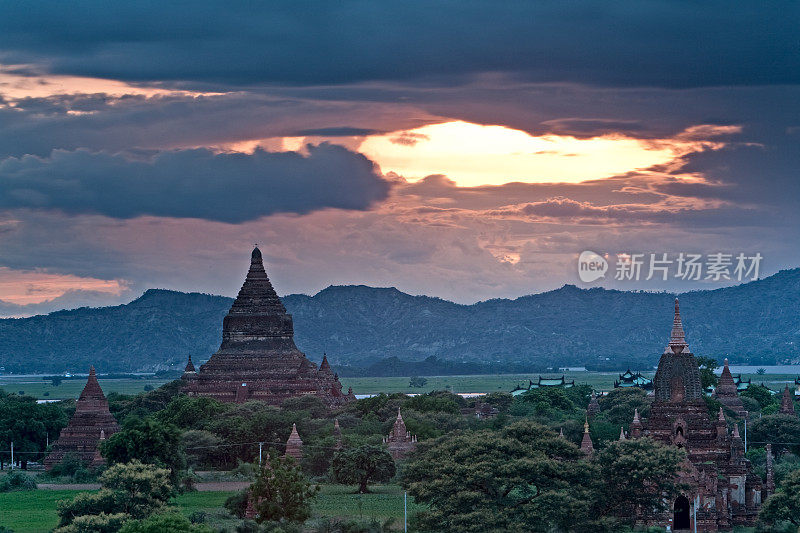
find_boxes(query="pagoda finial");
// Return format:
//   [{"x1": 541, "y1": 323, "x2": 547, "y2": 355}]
[
  {"x1": 669, "y1": 298, "x2": 687, "y2": 352},
  {"x1": 718, "y1": 406, "x2": 726, "y2": 422},
  {"x1": 619, "y1": 427, "x2": 626, "y2": 440},
  {"x1": 251, "y1": 246, "x2": 262, "y2": 263},
  {"x1": 633, "y1": 408, "x2": 640, "y2": 423},
  {"x1": 559, "y1": 427, "x2": 565, "y2": 438},
  {"x1": 580, "y1": 417, "x2": 594, "y2": 456}
]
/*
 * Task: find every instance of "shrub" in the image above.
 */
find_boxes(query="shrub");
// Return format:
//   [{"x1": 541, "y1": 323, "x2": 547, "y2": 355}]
[{"x1": 0, "y1": 471, "x2": 37, "y2": 492}]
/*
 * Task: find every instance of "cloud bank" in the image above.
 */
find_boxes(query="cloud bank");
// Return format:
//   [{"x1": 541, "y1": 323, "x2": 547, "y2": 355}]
[{"x1": 0, "y1": 144, "x2": 390, "y2": 222}]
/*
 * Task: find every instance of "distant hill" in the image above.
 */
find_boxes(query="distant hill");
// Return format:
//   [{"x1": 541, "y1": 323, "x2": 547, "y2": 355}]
[{"x1": 1, "y1": 268, "x2": 799, "y2": 373}]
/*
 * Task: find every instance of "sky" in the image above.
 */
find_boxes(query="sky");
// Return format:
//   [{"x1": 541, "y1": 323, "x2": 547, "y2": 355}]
[{"x1": 0, "y1": 1, "x2": 798, "y2": 316}]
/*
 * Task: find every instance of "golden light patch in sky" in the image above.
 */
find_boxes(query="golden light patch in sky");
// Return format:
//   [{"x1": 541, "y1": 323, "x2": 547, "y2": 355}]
[
  {"x1": 0, "y1": 64, "x2": 217, "y2": 101},
  {"x1": 357, "y1": 121, "x2": 688, "y2": 186},
  {"x1": 0, "y1": 267, "x2": 127, "y2": 305}
]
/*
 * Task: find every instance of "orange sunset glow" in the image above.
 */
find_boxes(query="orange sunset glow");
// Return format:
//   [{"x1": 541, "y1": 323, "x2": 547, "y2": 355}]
[{"x1": 0, "y1": 267, "x2": 127, "y2": 305}]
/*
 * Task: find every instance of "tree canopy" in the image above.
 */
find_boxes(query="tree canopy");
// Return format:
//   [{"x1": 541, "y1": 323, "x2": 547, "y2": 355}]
[{"x1": 330, "y1": 444, "x2": 397, "y2": 494}]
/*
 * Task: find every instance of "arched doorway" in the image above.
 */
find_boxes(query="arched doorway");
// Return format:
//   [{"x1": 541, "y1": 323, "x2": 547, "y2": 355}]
[{"x1": 674, "y1": 495, "x2": 690, "y2": 530}]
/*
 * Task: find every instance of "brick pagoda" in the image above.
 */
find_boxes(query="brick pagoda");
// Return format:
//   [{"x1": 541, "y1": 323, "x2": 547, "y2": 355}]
[
  {"x1": 44, "y1": 367, "x2": 120, "y2": 470},
  {"x1": 183, "y1": 247, "x2": 354, "y2": 407},
  {"x1": 640, "y1": 299, "x2": 764, "y2": 531},
  {"x1": 713, "y1": 359, "x2": 748, "y2": 419},
  {"x1": 384, "y1": 408, "x2": 417, "y2": 460}
]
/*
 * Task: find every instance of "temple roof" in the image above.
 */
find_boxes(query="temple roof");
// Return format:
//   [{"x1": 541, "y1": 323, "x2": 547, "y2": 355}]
[
  {"x1": 320, "y1": 354, "x2": 332, "y2": 373},
  {"x1": 78, "y1": 366, "x2": 106, "y2": 401},
  {"x1": 228, "y1": 247, "x2": 287, "y2": 317},
  {"x1": 184, "y1": 356, "x2": 196, "y2": 373},
  {"x1": 668, "y1": 298, "x2": 688, "y2": 353}
]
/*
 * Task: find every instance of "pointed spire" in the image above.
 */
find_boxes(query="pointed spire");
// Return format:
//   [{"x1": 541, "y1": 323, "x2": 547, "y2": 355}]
[
  {"x1": 285, "y1": 422, "x2": 303, "y2": 460},
  {"x1": 587, "y1": 391, "x2": 600, "y2": 417},
  {"x1": 319, "y1": 354, "x2": 332, "y2": 374},
  {"x1": 781, "y1": 385, "x2": 796, "y2": 415},
  {"x1": 669, "y1": 298, "x2": 687, "y2": 353},
  {"x1": 79, "y1": 365, "x2": 105, "y2": 401},
  {"x1": 227, "y1": 246, "x2": 287, "y2": 317},
  {"x1": 629, "y1": 408, "x2": 643, "y2": 438},
  {"x1": 718, "y1": 406, "x2": 726, "y2": 422},
  {"x1": 559, "y1": 427, "x2": 565, "y2": 438},
  {"x1": 184, "y1": 355, "x2": 196, "y2": 373},
  {"x1": 580, "y1": 418, "x2": 594, "y2": 456},
  {"x1": 619, "y1": 426, "x2": 626, "y2": 441}
]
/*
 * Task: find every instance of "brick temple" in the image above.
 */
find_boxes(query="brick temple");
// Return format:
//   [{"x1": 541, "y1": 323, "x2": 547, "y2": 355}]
[
  {"x1": 44, "y1": 367, "x2": 120, "y2": 470},
  {"x1": 642, "y1": 299, "x2": 764, "y2": 531},
  {"x1": 383, "y1": 408, "x2": 417, "y2": 460},
  {"x1": 183, "y1": 247, "x2": 355, "y2": 407}
]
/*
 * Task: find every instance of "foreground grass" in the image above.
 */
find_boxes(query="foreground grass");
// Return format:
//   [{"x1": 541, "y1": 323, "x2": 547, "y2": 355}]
[{"x1": 0, "y1": 485, "x2": 422, "y2": 532}]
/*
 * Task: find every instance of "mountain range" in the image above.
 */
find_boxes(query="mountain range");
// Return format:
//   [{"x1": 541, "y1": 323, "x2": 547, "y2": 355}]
[{"x1": 1, "y1": 268, "x2": 799, "y2": 373}]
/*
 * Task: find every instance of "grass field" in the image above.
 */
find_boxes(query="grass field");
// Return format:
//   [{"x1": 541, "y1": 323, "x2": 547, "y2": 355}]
[
  {"x1": 2, "y1": 370, "x2": 799, "y2": 400},
  {"x1": 0, "y1": 485, "x2": 420, "y2": 532},
  {"x1": 0, "y1": 377, "x2": 169, "y2": 400}
]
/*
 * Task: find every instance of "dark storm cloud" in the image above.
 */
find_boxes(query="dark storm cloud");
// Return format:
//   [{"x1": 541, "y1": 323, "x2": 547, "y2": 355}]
[
  {"x1": 0, "y1": 144, "x2": 390, "y2": 222},
  {"x1": 0, "y1": 1, "x2": 796, "y2": 89}
]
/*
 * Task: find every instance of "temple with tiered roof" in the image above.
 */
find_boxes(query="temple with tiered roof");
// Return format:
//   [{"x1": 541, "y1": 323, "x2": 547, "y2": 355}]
[
  {"x1": 384, "y1": 408, "x2": 417, "y2": 460},
  {"x1": 44, "y1": 367, "x2": 120, "y2": 470},
  {"x1": 640, "y1": 299, "x2": 764, "y2": 530},
  {"x1": 183, "y1": 247, "x2": 355, "y2": 407}
]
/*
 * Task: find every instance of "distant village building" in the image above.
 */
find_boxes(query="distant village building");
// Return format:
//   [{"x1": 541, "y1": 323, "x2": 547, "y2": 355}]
[
  {"x1": 44, "y1": 367, "x2": 120, "y2": 470},
  {"x1": 511, "y1": 375, "x2": 574, "y2": 395},
  {"x1": 641, "y1": 299, "x2": 764, "y2": 530},
  {"x1": 384, "y1": 408, "x2": 417, "y2": 460},
  {"x1": 614, "y1": 369, "x2": 654, "y2": 391},
  {"x1": 183, "y1": 247, "x2": 355, "y2": 407},
  {"x1": 284, "y1": 423, "x2": 303, "y2": 460},
  {"x1": 713, "y1": 359, "x2": 749, "y2": 419}
]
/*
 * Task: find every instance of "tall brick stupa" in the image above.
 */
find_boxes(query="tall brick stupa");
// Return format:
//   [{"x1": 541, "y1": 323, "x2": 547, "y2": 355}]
[
  {"x1": 183, "y1": 247, "x2": 354, "y2": 407},
  {"x1": 44, "y1": 367, "x2": 120, "y2": 470}
]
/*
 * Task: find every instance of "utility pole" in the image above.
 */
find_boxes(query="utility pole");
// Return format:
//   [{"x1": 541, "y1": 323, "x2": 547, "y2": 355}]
[
  {"x1": 744, "y1": 415, "x2": 748, "y2": 452},
  {"x1": 404, "y1": 491, "x2": 408, "y2": 532},
  {"x1": 10, "y1": 441, "x2": 13, "y2": 470}
]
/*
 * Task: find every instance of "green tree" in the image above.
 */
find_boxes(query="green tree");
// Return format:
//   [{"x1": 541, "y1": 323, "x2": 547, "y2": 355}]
[
  {"x1": 54, "y1": 513, "x2": 128, "y2": 533},
  {"x1": 118, "y1": 513, "x2": 212, "y2": 533},
  {"x1": 741, "y1": 384, "x2": 777, "y2": 411},
  {"x1": 156, "y1": 396, "x2": 229, "y2": 431},
  {"x1": 51, "y1": 376, "x2": 63, "y2": 387},
  {"x1": 408, "y1": 377, "x2": 428, "y2": 388},
  {"x1": 330, "y1": 445, "x2": 396, "y2": 494},
  {"x1": 750, "y1": 414, "x2": 800, "y2": 456},
  {"x1": 100, "y1": 417, "x2": 186, "y2": 481},
  {"x1": 248, "y1": 454, "x2": 319, "y2": 524},
  {"x1": 597, "y1": 387, "x2": 651, "y2": 427},
  {"x1": 56, "y1": 461, "x2": 174, "y2": 530},
  {"x1": 761, "y1": 468, "x2": 800, "y2": 527},
  {"x1": 594, "y1": 437, "x2": 688, "y2": 526},
  {"x1": 696, "y1": 356, "x2": 719, "y2": 390},
  {"x1": 402, "y1": 421, "x2": 595, "y2": 532},
  {"x1": 0, "y1": 391, "x2": 68, "y2": 468}
]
